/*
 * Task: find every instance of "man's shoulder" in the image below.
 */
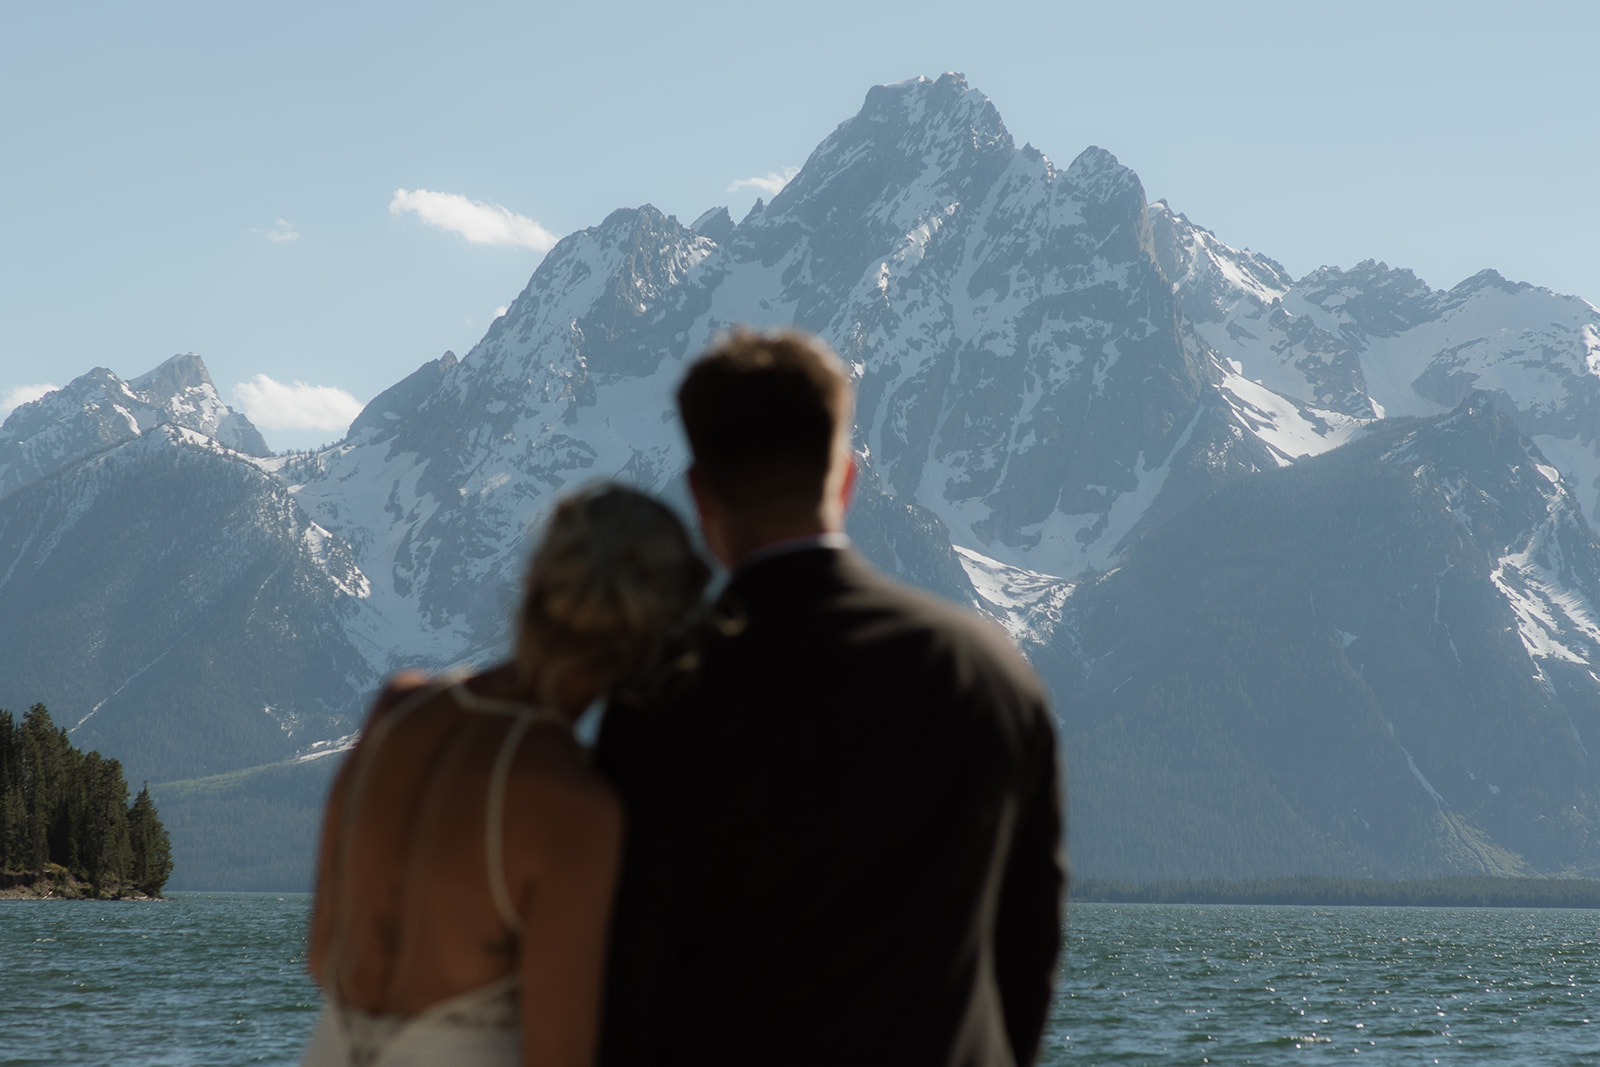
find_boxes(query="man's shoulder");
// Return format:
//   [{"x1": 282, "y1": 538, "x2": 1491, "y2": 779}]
[
  {"x1": 787, "y1": 550, "x2": 1052, "y2": 709},
  {"x1": 847, "y1": 556, "x2": 1035, "y2": 655}
]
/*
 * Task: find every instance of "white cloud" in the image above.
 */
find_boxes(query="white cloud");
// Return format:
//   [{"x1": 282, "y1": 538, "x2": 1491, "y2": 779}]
[
  {"x1": 231, "y1": 375, "x2": 363, "y2": 432},
  {"x1": 389, "y1": 188, "x2": 559, "y2": 252},
  {"x1": 265, "y1": 218, "x2": 299, "y2": 243},
  {"x1": 493, "y1": 306, "x2": 508, "y2": 318},
  {"x1": 727, "y1": 166, "x2": 801, "y2": 197},
  {"x1": 0, "y1": 382, "x2": 57, "y2": 421},
  {"x1": 251, "y1": 218, "x2": 299, "y2": 243}
]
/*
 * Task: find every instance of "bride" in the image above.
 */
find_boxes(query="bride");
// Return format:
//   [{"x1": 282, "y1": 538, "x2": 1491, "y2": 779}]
[{"x1": 302, "y1": 483, "x2": 710, "y2": 1067}]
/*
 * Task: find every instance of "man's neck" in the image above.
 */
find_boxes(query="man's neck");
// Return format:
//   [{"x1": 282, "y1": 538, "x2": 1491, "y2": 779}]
[
  {"x1": 723, "y1": 515, "x2": 827, "y2": 563},
  {"x1": 734, "y1": 531, "x2": 851, "y2": 572}
]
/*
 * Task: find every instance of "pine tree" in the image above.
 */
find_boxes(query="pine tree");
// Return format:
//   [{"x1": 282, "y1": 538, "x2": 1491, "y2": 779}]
[
  {"x1": 82, "y1": 754, "x2": 134, "y2": 894},
  {"x1": 54, "y1": 740, "x2": 86, "y2": 874},
  {"x1": 127, "y1": 785, "x2": 173, "y2": 897},
  {"x1": 0, "y1": 704, "x2": 176, "y2": 895},
  {"x1": 20, "y1": 704, "x2": 61, "y2": 874},
  {"x1": 0, "y1": 710, "x2": 17, "y2": 872}
]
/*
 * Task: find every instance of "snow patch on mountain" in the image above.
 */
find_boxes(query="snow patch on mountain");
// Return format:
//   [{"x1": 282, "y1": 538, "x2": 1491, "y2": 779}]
[
  {"x1": 1218, "y1": 367, "x2": 1372, "y2": 466},
  {"x1": 290, "y1": 440, "x2": 476, "y2": 672},
  {"x1": 1393, "y1": 730, "x2": 1449, "y2": 810},
  {"x1": 1013, "y1": 406, "x2": 1205, "y2": 575},
  {"x1": 296, "y1": 734, "x2": 359, "y2": 763},
  {"x1": 954, "y1": 545, "x2": 1073, "y2": 644},
  {"x1": 1492, "y1": 552, "x2": 1600, "y2": 666}
]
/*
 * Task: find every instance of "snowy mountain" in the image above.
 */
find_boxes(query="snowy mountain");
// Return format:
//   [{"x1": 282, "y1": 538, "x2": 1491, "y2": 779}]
[
  {"x1": 1154, "y1": 204, "x2": 1600, "y2": 508},
  {"x1": 0, "y1": 419, "x2": 375, "y2": 782},
  {"x1": 0, "y1": 353, "x2": 269, "y2": 500},
  {"x1": 11, "y1": 73, "x2": 1600, "y2": 885},
  {"x1": 1051, "y1": 396, "x2": 1600, "y2": 880},
  {"x1": 279, "y1": 74, "x2": 1232, "y2": 673}
]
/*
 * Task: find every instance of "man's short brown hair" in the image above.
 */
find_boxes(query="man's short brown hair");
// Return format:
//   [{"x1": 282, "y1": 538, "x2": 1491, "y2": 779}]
[{"x1": 676, "y1": 328, "x2": 853, "y2": 511}]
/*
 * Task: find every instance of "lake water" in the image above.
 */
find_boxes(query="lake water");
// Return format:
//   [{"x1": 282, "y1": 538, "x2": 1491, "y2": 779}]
[{"x1": 3, "y1": 895, "x2": 1599, "y2": 1065}]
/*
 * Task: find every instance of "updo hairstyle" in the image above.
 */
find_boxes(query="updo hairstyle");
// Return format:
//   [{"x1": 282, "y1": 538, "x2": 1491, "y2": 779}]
[{"x1": 516, "y1": 483, "x2": 711, "y2": 707}]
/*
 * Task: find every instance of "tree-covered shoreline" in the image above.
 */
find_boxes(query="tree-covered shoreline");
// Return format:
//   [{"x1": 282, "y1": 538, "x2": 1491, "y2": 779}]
[
  {"x1": 1071, "y1": 875, "x2": 1600, "y2": 909},
  {"x1": 0, "y1": 704, "x2": 173, "y2": 898}
]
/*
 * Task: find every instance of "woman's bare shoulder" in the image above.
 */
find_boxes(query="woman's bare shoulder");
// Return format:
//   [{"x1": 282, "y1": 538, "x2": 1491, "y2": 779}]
[
  {"x1": 507, "y1": 741, "x2": 623, "y2": 854},
  {"x1": 363, "y1": 669, "x2": 438, "y2": 726}
]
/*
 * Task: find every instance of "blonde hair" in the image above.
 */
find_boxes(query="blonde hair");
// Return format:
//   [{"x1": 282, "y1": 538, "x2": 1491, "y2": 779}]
[{"x1": 516, "y1": 483, "x2": 710, "y2": 706}]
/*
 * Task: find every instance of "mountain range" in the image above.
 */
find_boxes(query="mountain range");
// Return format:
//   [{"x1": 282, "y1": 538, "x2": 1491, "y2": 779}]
[{"x1": 6, "y1": 73, "x2": 1600, "y2": 887}]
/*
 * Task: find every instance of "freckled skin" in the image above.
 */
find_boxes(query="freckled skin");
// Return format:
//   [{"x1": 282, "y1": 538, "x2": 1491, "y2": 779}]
[{"x1": 308, "y1": 662, "x2": 623, "y2": 1067}]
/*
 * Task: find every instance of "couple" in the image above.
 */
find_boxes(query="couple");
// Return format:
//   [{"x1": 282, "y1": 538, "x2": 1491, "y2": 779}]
[{"x1": 303, "y1": 329, "x2": 1066, "y2": 1067}]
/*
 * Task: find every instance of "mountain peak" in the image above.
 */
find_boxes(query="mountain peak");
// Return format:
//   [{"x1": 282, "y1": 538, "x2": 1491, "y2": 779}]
[
  {"x1": 858, "y1": 72, "x2": 990, "y2": 126},
  {"x1": 348, "y1": 350, "x2": 460, "y2": 442},
  {"x1": 1449, "y1": 268, "x2": 1533, "y2": 298},
  {"x1": 690, "y1": 206, "x2": 735, "y2": 244},
  {"x1": 1064, "y1": 145, "x2": 1141, "y2": 201},
  {"x1": 0, "y1": 353, "x2": 268, "y2": 500},
  {"x1": 855, "y1": 72, "x2": 1009, "y2": 155},
  {"x1": 129, "y1": 352, "x2": 214, "y2": 396},
  {"x1": 757, "y1": 74, "x2": 1015, "y2": 252}
]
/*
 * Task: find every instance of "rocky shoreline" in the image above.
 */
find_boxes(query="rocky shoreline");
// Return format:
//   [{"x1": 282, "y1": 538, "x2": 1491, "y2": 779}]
[{"x1": 0, "y1": 867, "x2": 162, "y2": 900}]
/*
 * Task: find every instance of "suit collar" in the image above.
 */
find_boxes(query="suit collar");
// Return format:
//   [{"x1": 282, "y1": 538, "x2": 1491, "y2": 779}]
[
  {"x1": 721, "y1": 542, "x2": 864, "y2": 612},
  {"x1": 733, "y1": 532, "x2": 852, "y2": 574}
]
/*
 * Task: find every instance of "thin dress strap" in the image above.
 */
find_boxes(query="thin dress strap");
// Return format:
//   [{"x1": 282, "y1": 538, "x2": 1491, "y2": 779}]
[
  {"x1": 485, "y1": 715, "x2": 536, "y2": 933},
  {"x1": 451, "y1": 683, "x2": 572, "y2": 933}
]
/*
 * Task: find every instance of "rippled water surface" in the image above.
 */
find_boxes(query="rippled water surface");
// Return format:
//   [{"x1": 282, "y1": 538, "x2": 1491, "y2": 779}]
[
  {"x1": 1048, "y1": 902, "x2": 1600, "y2": 1065},
  {"x1": 0, "y1": 894, "x2": 317, "y2": 1066},
  {"x1": 5, "y1": 895, "x2": 1600, "y2": 1064}
]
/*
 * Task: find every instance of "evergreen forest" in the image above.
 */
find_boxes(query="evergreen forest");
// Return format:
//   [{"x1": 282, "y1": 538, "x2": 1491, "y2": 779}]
[{"x1": 0, "y1": 703, "x2": 173, "y2": 897}]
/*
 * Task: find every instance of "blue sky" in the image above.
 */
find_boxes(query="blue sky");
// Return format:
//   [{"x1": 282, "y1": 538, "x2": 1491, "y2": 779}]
[{"x1": 4, "y1": 0, "x2": 1597, "y2": 450}]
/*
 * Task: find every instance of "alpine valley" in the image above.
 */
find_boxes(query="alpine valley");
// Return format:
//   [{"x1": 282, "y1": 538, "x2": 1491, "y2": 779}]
[{"x1": 7, "y1": 74, "x2": 1600, "y2": 889}]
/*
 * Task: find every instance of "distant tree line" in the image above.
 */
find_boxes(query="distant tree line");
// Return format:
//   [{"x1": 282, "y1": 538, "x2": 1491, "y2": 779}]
[
  {"x1": 1071, "y1": 875, "x2": 1600, "y2": 909},
  {"x1": 0, "y1": 704, "x2": 173, "y2": 896}
]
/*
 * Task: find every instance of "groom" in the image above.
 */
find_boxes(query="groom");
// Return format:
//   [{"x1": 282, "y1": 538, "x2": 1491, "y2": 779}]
[{"x1": 597, "y1": 329, "x2": 1065, "y2": 1066}]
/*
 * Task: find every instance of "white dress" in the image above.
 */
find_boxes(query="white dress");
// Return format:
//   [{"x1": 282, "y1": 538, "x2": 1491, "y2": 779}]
[{"x1": 301, "y1": 682, "x2": 569, "y2": 1067}]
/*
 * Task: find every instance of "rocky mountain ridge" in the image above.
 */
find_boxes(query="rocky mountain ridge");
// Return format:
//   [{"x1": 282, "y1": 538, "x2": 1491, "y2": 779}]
[{"x1": 0, "y1": 353, "x2": 269, "y2": 500}]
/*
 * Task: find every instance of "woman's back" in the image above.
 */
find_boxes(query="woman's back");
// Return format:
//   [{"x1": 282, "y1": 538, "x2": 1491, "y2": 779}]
[
  {"x1": 307, "y1": 668, "x2": 622, "y2": 1066},
  {"x1": 303, "y1": 483, "x2": 709, "y2": 1067}
]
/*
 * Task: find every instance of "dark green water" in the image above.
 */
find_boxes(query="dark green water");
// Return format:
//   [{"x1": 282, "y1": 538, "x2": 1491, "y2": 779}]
[{"x1": 3, "y1": 895, "x2": 1599, "y2": 1064}]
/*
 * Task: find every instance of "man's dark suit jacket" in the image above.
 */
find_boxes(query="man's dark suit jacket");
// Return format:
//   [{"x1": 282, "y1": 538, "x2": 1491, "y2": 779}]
[{"x1": 596, "y1": 546, "x2": 1065, "y2": 1067}]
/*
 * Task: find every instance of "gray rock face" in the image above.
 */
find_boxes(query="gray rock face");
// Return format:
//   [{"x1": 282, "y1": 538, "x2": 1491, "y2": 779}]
[
  {"x1": 346, "y1": 350, "x2": 457, "y2": 440},
  {"x1": 0, "y1": 353, "x2": 269, "y2": 500}
]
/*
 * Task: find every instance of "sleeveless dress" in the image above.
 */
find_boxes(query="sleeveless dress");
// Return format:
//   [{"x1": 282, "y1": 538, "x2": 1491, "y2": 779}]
[{"x1": 300, "y1": 681, "x2": 570, "y2": 1067}]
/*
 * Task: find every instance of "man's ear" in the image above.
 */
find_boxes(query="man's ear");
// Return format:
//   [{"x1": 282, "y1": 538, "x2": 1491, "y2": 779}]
[{"x1": 839, "y1": 454, "x2": 859, "y2": 515}]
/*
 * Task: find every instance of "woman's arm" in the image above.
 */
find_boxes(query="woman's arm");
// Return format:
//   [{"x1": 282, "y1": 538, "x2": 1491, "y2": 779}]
[
  {"x1": 306, "y1": 671, "x2": 432, "y2": 987},
  {"x1": 514, "y1": 770, "x2": 625, "y2": 1067},
  {"x1": 306, "y1": 754, "x2": 353, "y2": 987}
]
